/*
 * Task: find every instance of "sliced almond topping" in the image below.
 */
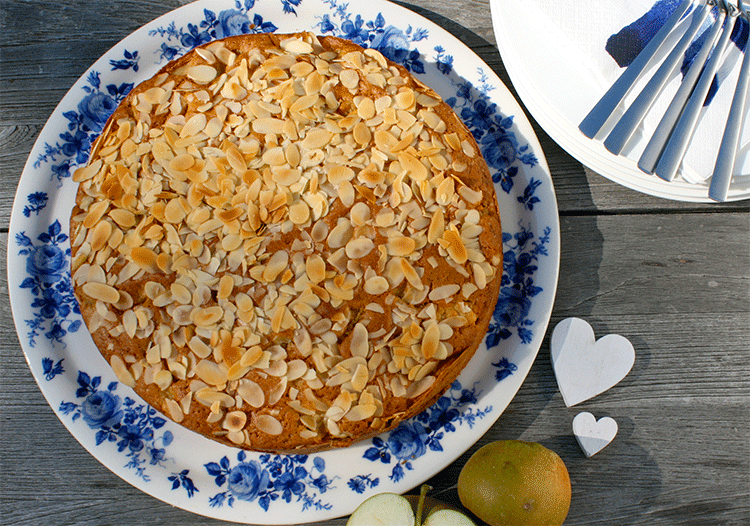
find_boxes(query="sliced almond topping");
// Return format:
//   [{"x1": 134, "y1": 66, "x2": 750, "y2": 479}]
[
  {"x1": 194, "y1": 306, "x2": 224, "y2": 327},
  {"x1": 345, "y1": 403, "x2": 378, "y2": 422},
  {"x1": 305, "y1": 254, "x2": 326, "y2": 284},
  {"x1": 237, "y1": 380, "x2": 265, "y2": 408},
  {"x1": 166, "y1": 398, "x2": 184, "y2": 422},
  {"x1": 345, "y1": 237, "x2": 375, "y2": 259},
  {"x1": 350, "y1": 322, "x2": 369, "y2": 358},
  {"x1": 223, "y1": 411, "x2": 248, "y2": 433},
  {"x1": 440, "y1": 226, "x2": 468, "y2": 265},
  {"x1": 255, "y1": 414, "x2": 283, "y2": 435},
  {"x1": 289, "y1": 201, "x2": 310, "y2": 225},
  {"x1": 252, "y1": 117, "x2": 286, "y2": 135},
  {"x1": 398, "y1": 151, "x2": 428, "y2": 181},
  {"x1": 387, "y1": 235, "x2": 416, "y2": 257},
  {"x1": 82, "y1": 282, "x2": 120, "y2": 304},
  {"x1": 429, "y1": 284, "x2": 460, "y2": 302},
  {"x1": 194, "y1": 359, "x2": 228, "y2": 386},
  {"x1": 188, "y1": 64, "x2": 218, "y2": 84},
  {"x1": 110, "y1": 355, "x2": 136, "y2": 388},
  {"x1": 218, "y1": 274, "x2": 234, "y2": 300},
  {"x1": 263, "y1": 250, "x2": 289, "y2": 282}
]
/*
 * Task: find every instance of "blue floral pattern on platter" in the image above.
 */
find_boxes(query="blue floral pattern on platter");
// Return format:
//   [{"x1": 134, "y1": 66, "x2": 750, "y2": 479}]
[{"x1": 11, "y1": 0, "x2": 558, "y2": 522}]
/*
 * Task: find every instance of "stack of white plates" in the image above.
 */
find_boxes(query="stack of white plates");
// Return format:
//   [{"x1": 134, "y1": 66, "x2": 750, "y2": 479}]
[{"x1": 491, "y1": 0, "x2": 750, "y2": 202}]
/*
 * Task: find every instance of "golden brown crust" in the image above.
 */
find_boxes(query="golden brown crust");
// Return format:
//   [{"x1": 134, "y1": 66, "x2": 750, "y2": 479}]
[{"x1": 69, "y1": 32, "x2": 502, "y2": 453}]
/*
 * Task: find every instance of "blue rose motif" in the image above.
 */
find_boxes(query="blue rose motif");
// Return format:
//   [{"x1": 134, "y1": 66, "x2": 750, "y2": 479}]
[
  {"x1": 80, "y1": 390, "x2": 122, "y2": 429},
  {"x1": 216, "y1": 9, "x2": 252, "y2": 39},
  {"x1": 386, "y1": 422, "x2": 428, "y2": 461},
  {"x1": 481, "y1": 130, "x2": 519, "y2": 171},
  {"x1": 26, "y1": 245, "x2": 66, "y2": 284},
  {"x1": 227, "y1": 461, "x2": 271, "y2": 502},
  {"x1": 117, "y1": 423, "x2": 154, "y2": 452},
  {"x1": 370, "y1": 26, "x2": 411, "y2": 64},
  {"x1": 77, "y1": 92, "x2": 116, "y2": 133},
  {"x1": 494, "y1": 286, "x2": 532, "y2": 327}
]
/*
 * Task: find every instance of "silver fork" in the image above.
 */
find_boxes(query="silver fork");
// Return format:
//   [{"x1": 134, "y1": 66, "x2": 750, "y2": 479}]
[
  {"x1": 709, "y1": 0, "x2": 750, "y2": 201},
  {"x1": 638, "y1": 1, "x2": 729, "y2": 174},
  {"x1": 578, "y1": 0, "x2": 701, "y2": 139},
  {"x1": 653, "y1": 0, "x2": 740, "y2": 181}
]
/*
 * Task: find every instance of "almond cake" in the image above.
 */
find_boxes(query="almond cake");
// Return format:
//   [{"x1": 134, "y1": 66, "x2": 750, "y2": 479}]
[{"x1": 69, "y1": 32, "x2": 503, "y2": 453}]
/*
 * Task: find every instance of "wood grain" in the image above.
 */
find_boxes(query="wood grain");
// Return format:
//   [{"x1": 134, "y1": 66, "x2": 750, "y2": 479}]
[{"x1": 1, "y1": 1, "x2": 749, "y2": 525}]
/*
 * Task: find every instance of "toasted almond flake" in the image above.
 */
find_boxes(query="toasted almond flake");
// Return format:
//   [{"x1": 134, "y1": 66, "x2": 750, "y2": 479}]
[
  {"x1": 263, "y1": 250, "x2": 289, "y2": 282},
  {"x1": 421, "y1": 322, "x2": 441, "y2": 360},
  {"x1": 364, "y1": 276, "x2": 389, "y2": 296},
  {"x1": 357, "y1": 97, "x2": 376, "y2": 120},
  {"x1": 351, "y1": 363, "x2": 369, "y2": 392},
  {"x1": 255, "y1": 414, "x2": 283, "y2": 435},
  {"x1": 110, "y1": 355, "x2": 136, "y2": 388},
  {"x1": 302, "y1": 128, "x2": 333, "y2": 150},
  {"x1": 345, "y1": 237, "x2": 375, "y2": 259},
  {"x1": 73, "y1": 159, "x2": 103, "y2": 183},
  {"x1": 268, "y1": 377, "x2": 288, "y2": 404},
  {"x1": 340, "y1": 69, "x2": 360, "y2": 89},
  {"x1": 83, "y1": 201, "x2": 109, "y2": 228},
  {"x1": 164, "y1": 198, "x2": 187, "y2": 224},
  {"x1": 89, "y1": 221, "x2": 113, "y2": 251},
  {"x1": 154, "y1": 369, "x2": 173, "y2": 391},
  {"x1": 181, "y1": 113, "x2": 208, "y2": 138},
  {"x1": 218, "y1": 274, "x2": 234, "y2": 300},
  {"x1": 400, "y1": 258, "x2": 423, "y2": 290},
  {"x1": 82, "y1": 282, "x2": 120, "y2": 303},
  {"x1": 194, "y1": 359, "x2": 228, "y2": 386},
  {"x1": 352, "y1": 121, "x2": 371, "y2": 145},
  {"x1": 345, "y1": 403, "x2": 378, "y2": 422},
  {"x1": 406, "y1": 375, "x2": 436, "y2": 399},
  {"x1": 195, "y1": 387, "x2": 234, "y2": 408},
  {"x1": 272, "y1": 167, "x2": 301, "y2": 186},
  {"x1": 188, "y1": 64, "x2": 218, "y2": 84},
  {"x1": 398, "y1": 151, "x2": 428, "y2": 181},
  {"x1": 441, "y1": 226, "x2": 468, "y2": 265},
  {"x1": 429, "y1": 284, "x2": 460, "y2": 302},
  {"x1": 327, "y1": 220, "x2": 353, "y2": 249},
  {"x1": 166, "y1": 398, "x2": 184, "y2": 422},
  {"x1": 350, "y1": 322, "x2": 369, "y2": 358},
  {"x1": 194, "y1": 306, "x2": 224, "y2": 327},
  {"x1": 387, "y1": 235, "x2": 416, "y2": 257},
  {"x1": 109, "y1": 208, "x2": 135, "y2": 228},
  {"x1": 289, "y1": 201, "x2": 310, "y2": 225},
  {"x1": 252, "y1": 117, "x2": 285, "y2": 135},
  {"x1": 305, "y1": 254, "x2": 326, "y2": 284},
  {"x1": 238, "y1": 380, "x2": 265, "y2": 408},
  {"x1": 222, "y1": 411, "x2": 248, "y2": 433},
  {"x1": 328, "y1": 165, "x2": 355, "y2": 185}
]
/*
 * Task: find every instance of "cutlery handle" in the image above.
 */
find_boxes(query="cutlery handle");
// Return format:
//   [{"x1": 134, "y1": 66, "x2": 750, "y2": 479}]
[
  {"x1": 604, "y1": 4, "x2": 710, "y2": 154},
  {"x1": 578, "y1": 0, "x2": 698, "y2": 139},
  {"x1": 709, "y1": 34, "x2": 750, "y2": 202},
  {"x1": 638, "y1": 7, "x2": 726, "y2": 174},
  {"x1": 654, "y1": 12, "x2": 737, "y2": 181}
]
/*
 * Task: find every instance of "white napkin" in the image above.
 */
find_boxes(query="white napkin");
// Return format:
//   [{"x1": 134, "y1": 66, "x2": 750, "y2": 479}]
[{"x1": 529, "y1": 0, "x2": 749, "y2": 183}]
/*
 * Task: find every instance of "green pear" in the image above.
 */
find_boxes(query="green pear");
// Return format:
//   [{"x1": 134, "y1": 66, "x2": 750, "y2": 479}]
[{"x1": 458, "y1": 440, "x2": 571, "y2": 526}]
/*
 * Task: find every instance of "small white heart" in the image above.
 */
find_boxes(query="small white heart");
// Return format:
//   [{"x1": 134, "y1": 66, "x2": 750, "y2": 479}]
[
  {"x1": 550, "y1": 317, "x2": 635, "y2": 407},
  {"x1": 573, "y1": 412, "x2": 618, "y2": 458}
]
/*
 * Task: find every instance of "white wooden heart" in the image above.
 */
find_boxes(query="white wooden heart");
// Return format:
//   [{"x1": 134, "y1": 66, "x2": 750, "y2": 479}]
[
  {"x1": 550, "y1": 317, "x2": 635, "y2": 407},
  {"x1": 573, "y1": 412, "x2": 618, "y2": 457}
]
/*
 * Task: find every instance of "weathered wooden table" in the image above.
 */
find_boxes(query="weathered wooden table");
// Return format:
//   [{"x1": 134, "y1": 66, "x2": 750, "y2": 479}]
[{"x1": 1, "y1": 1, "x2": 748, "y2": 524}]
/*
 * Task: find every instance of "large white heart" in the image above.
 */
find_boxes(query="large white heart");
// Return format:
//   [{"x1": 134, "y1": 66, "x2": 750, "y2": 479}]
[
  {"x1": 573, "y1": 412, "x2": 618, "y2": 458},
  {"x1": 550, "y1": 317, "x2": 635, "y2": 407}
]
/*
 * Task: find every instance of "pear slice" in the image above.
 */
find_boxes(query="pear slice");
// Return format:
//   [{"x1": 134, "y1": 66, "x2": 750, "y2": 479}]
[
  {"x1": 347, "y1": 493, "x2": 415, "y2": 526},
  {"x1": 423, "y1": 509, "x2": 476, "y2": 526}
]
